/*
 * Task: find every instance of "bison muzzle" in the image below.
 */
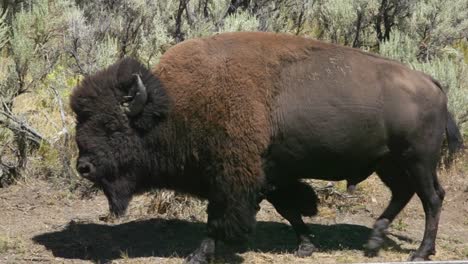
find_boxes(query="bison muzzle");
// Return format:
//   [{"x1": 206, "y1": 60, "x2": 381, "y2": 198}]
[{"x1": 71, "y1": 32, "x2": 464, "y2": 263}]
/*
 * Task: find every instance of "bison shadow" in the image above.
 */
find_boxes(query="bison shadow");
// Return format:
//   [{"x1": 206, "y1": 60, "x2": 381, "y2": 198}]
[{"x1": 33, "y1": 218, "x2": 410, "y2": 263}]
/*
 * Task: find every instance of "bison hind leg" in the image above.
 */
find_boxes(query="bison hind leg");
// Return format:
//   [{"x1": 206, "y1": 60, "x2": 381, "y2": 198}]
[
  {"x1": 267, "y1": 181, "x2": 318, "y2": 257},
  {"x1": 268, "y1": 180, "x2": 319, "y2": 216},
  {"x1": 292, "y1": 180, "x2": 319, "y2": 216},
  {"x1": 365, "y1": 156, "x2": 415, "y2": 257}
]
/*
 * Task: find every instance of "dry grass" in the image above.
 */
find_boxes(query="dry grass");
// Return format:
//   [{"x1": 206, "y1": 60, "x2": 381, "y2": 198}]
[
  {"x1": 0, "y1": 154, "x2": 466, "y2": 263},
  {"x1": 8, "y1": 89, "x2": 83, "y2": 190},
  {"x1": 0, "y1": 233, "x2": 25, "y2": 254},
  {"x1": 143, "y1": 191, "x2": 207, "y2": 222}
]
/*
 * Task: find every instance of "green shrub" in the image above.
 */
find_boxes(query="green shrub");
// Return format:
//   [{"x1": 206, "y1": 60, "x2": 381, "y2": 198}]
[
  {"x1": 406, "y1": 0, "x2": 468, "y2": 60},
  {"x1": 219, "y1": 11, "x2": 260, "y2": 32},
  {"x1": 0, "y1": 0, "x2": 467, "y2": 191},
  {"x1": 379, "y1": 30, "x2": 418, "y2": 64},
  {"x1": 380, "y1": 30, "x2": 468, "y2": 134}
]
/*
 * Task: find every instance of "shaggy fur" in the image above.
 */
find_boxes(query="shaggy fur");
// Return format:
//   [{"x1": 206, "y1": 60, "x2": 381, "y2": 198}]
[
  {"x1": 71, "y1": 32, "x2": 463, "y2": 262},
  {"x1": 71, "y1": 58, "x2": 170, "y2": 216}
]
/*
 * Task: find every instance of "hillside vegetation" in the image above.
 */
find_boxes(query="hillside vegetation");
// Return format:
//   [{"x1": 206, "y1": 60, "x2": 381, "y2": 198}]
[
  {"x1": 0, "y1": 0, "x2": 467, "y2": 186},
  {"x1": 0, "y1": 1, "x2": 467, "y2": 263}
]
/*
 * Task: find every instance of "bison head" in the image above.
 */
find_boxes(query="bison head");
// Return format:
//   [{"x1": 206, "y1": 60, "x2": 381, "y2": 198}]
[{"x1": 70, "y1": 58, "x2": 169, "y2": 217}]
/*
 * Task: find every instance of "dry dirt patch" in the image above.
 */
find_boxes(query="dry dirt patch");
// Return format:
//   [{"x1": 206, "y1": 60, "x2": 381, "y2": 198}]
[{"x1": 0, "y1": 159, "x2": 467, "y2": 263}]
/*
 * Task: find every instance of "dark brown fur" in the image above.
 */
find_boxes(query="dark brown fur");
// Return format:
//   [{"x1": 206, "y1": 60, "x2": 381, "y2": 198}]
[{"x1": 71, "y1": 32, "x2": 463, "y2": 263}]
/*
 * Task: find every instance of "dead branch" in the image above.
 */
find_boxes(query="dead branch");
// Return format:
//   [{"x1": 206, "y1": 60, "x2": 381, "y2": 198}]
[
  {"x1": 314, "y1": 185, "x2": 359, "y2": 199},
  {"x1": 174, "y1": 0, "x2": 189, "y2": 42},
  {"x1": 0, "y1": 161, "x2": 18, "y2": 187},
  {"x1": 225, "y1": 0, "x2": 251, "y2": 17},
  {"x1": 50, "y1": 86, "x2": 69, "y2": 144},
  {"x1": 49, "y1": 88, "x2": 75, "y2": 179},
  {"x1": 15, "y1": 53, "x2": 61, "y2": 97},
  {"x1": 0, "y1": 102, "x2": 48, "y2": 146},
  {"x1": 68, "y1": 37, "x2": 88, "y2": 76}
]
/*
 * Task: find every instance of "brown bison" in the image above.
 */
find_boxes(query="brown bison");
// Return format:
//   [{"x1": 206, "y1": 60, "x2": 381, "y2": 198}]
[{"x1": 71, "y1": 32, "x2": 463, "y2": 263}]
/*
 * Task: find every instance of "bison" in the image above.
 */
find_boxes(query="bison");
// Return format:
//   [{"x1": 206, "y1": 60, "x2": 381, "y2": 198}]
[{"x1": 71, "y1": 32, "x2": 464, "y2": 263}]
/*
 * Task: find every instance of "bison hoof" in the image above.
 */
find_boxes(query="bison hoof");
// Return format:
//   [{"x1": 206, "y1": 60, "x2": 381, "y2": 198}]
[
  {"x1": 364, "y1": 237, "x2": 383, "y2": 257},
  {"x1": 185, "y1": 250, "x2": 212, "y2": 264},
  {"x1": 98, "y1": 214, "x2": 116, "y2": 223},
  {"x1": 295, "y1": 242, "x2": 316, "y2": 257},
  {"x1": 364, "y1": 248, "x2": 378, "y2": 258},
  {"x1": 185, "y1": 238, "x2": 215, "y2": 264},
  {"x1": 347, "y1": 184, "x2": 357, "y2": 194},
  {"x1": 408, "y1": 252, "x2": 429, "y2": 262},
  {"x1": 185, "y1": 253, "x2": 210, "y2": 264}
]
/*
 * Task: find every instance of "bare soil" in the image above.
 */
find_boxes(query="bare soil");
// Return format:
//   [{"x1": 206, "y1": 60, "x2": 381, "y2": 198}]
[{"x1": 1, "y1": 160, "x2": 467, "y2": 264}]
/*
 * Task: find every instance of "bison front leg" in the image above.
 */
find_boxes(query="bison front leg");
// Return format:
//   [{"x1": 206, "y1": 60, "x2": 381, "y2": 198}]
[{"x1": 185, "y1": 188, "x2": 259, "y2": 264}]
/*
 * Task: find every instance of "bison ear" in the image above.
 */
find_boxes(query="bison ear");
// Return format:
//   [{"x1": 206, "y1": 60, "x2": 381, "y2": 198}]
[{"x1": 121, "y1": 74, "x2": 148, "y2": 117}]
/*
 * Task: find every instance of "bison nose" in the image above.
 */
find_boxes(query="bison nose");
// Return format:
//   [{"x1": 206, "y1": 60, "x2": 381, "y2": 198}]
[{"x1": 77, "y1": 159, "x2": 95, "y2": 179}]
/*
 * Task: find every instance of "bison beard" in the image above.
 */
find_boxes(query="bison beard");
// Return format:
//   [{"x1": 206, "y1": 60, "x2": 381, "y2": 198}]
[
  {"x1": 71, "y1": 32, "x2": 464, "y2": 263},
  {"x1": 101, "y1": 176, "x2": 135, "y2": 217}
]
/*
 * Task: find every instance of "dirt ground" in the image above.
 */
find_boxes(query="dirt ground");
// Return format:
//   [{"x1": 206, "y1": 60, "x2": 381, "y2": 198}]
[{"x1": 0, "y1": 159, "x2": 467, "y2": 264}]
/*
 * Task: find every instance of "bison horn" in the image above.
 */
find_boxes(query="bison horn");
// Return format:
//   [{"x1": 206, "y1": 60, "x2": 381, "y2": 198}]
[{"x1": 122, "y1": 74, "x2": 148, "y2": 116}]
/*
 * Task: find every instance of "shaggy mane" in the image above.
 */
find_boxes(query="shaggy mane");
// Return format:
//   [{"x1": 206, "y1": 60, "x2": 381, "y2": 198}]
[{"x1": 70, "y1": 57, "x2": 170, "y2": 130}]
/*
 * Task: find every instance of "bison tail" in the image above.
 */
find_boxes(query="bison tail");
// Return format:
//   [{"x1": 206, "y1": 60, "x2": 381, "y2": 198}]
[
  {"x1": 431, "y1": 77, "x2": 465, "y2": 162},
  {"x1": 445, "y1": 111, "x2": 464, "y2": 163}
]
